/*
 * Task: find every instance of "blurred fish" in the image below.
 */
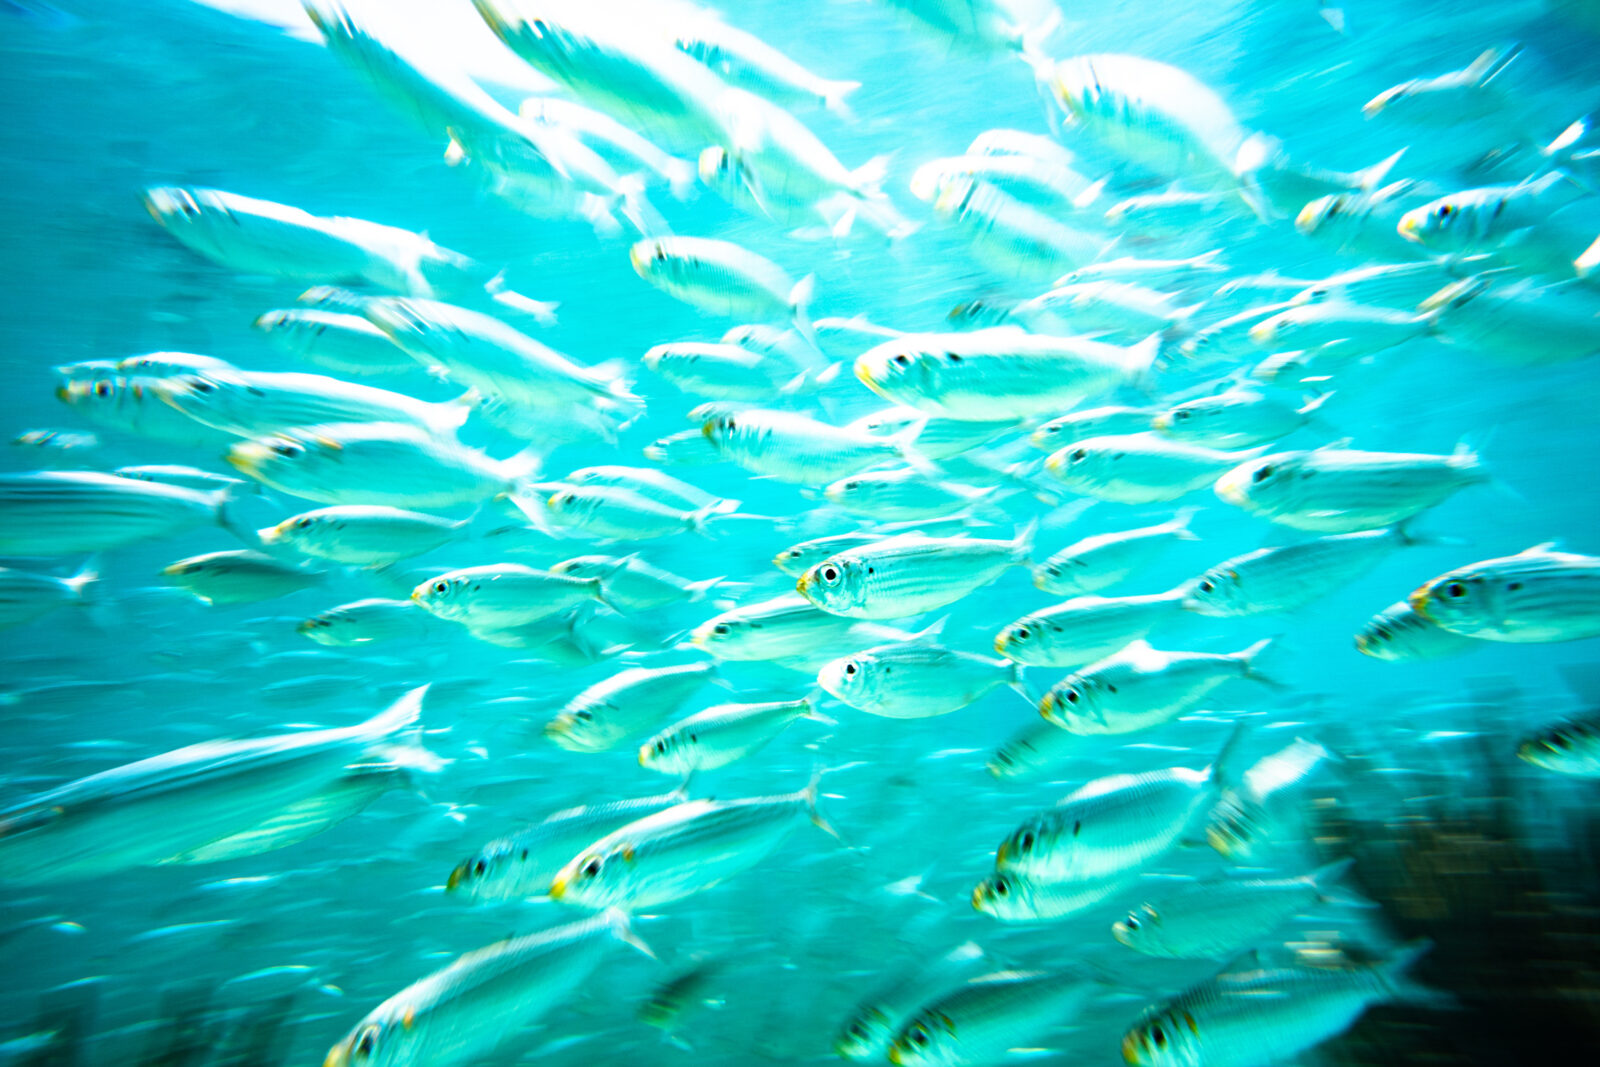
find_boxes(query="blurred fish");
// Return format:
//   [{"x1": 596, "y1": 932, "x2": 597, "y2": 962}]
[
  {"x1": 545, "y1": 662, "x2": 719, "y2": 753},
  {"x1": 552, "y1": 555, "x2": 725, "y2": 610},
  {"x1": 1355, "y1": 599, "x2": 1483, "y2": 661},
  {"x1": 1040, "y1": 640, "x2": 1277, "y2": 735},
  {"x1": 639, "y1": 697, "x2": 824, "y2": 777},
  {"x1": 254, "y1": 308, "x2": 418, "y2": 378},
  {"x1": 0, "y1": 562, "x2": 97, "y2": 629},
  {"x1": 261, "y1": 505, "x2": 471, "y2": 565},
  {"x1": 1032, "y1": 511, "x2": 1198, "y2": 595},
  {"x1": 323, "y1": 910, "x2": 648, "y2": 1067},
  {"x1": 0, "y1": 471, "x2": 241, "y2": 556},
  {"x1": 819, "y1": 639, "x2": 1027, "y2": 718},
  {"x1": 411, "y1": 563, "x2": 607, "y2": 630},
  {"x1": 887, "y1": 970, "x2": 1097, "y2": 1066},
  {"x1": 797, "y1": 526, "x2": 1035, "y2": 619},
  {"x1": 996, "y1": 589, "x2": 1190, "y2": 667},
  {"x1": 299, "y1": 598, "x2": 432, "y2": 646},
  {"x1": 164, "y1": 549, "x2": 324, "y2": 605},
  {"x1": 1046, "y1": 434, "x2": 1263, "y2": 504},
  {"x1": 1184, "y1": 526, "x2": 1423, "y2": 617}
]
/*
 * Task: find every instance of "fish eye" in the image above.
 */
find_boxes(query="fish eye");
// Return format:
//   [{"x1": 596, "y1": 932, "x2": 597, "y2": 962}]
[
  {"x1": 190, "y1": 378, "x2": 216, "y2": 394},
  {"x1": 1173, "y1": 410, "x2": 1190, "y2": 420},
  {"x1": 1069, "y1": 448, "x2": 1087, "y2": 462},
  {"x1": 581, "y1": 856, "x2": 602, "y2": 877},
  {"x1": 433, "y1": 581, "x2": 448, "y2": 594},
  {"x1": 820, "y1": 565, "x2": 840, "y2": 583},
  {"x1": 354, "y1": 1025, "x2": 379, "y2": 1058},
  {"x1": 1251, "y1": 464, "x2": 1274, "y2": 483},
  {"x1": 1124, "y1": 914, "x2": 1140, "y2": 930},
  {"x1": 891, "y1": 353, "x2": 911, "y2": 366},
  {"x1": 911, "y1": 1028, "x2": 929, "y2": 1047},
  {"x1": 653, "y1": 245, "x2": 667, "y2": 262},
  {"x1": 1442, "y1": 581, "x2": 1467, "y2": 598},
  {"x1": 92, "y1": 380, "x2": 111, "y2": 397},
  {"x1": 1063, "y1": 688, "x2": 1079, "y2": 704},
  {"x1": 473, "y1": 859, "x2": 487, "y2": 876},
  {"x1": 574, "y1": 709, "x2": 593, "y2": 721},
  {"x1": 1015, "y1": 625, "x2": 1031, "y2": 639},
  {"x1": 1151, "y1": 1026, "x2": 1167, "y2": 1047},
  {"x1": 269, "y1": 440, "x2": 302, "y2": 457},
  {"x1": 1019, "y1": 830, "x2": 1035, "y2": 850},
  {"x1": 993, "y1": 877, "x2": 1009, "y2": 895},
  {"x1": 655, "y1": 739, "x2": 667, "y2": 752},
  {"x1": 712, "y1": 623, "x2": 730, "y2": 635},
  {"x1": 943, "y1": 352, "x2": 963, "y2": 363},
  {"x1": 1198, "y1": 579, "x2": 1214, "y2": 593},
  {"x1": 849, "y1": 1023, "x2": 866, "y2": 1038},
  {"x1": 842, "y1": 661, "x2": 858, "y2": 676},
  {"x1": 1437, "y1": 204, "x2": 1454, "y2": 218},
  {"x1": 295, "y1": 517, "x2": 311, "y2": 528}
]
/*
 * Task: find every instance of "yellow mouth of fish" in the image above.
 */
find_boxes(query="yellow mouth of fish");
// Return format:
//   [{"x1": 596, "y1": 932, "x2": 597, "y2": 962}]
[
  {"x1": 853, "y1": 359, "x2": 877, "y2": 389},
  {"x1": 1397, "y1": 214, "x2": 1423, "y2": 242},
  {"x1": 1247, "y1": 321, "x2": 1274, "y2": 345},
  {"x1": 1406, "y1": 586, "x2": 1433, "y2": 619},
  {"x1": 445, "y1": 863, "x2": 467, "y2": 891},
  {"x1": 1213, "y1": 467, "x2": 1250, "y2": 505},
  {"x1": 1121, "y1": 1032, "x2": 1144, "y2": 1064},
  {"x1": 548, "y1": 875, "x2": 568, "y2": 899}
]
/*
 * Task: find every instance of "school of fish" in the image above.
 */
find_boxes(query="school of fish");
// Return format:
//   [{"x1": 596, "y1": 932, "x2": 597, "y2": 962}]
[{"x1": 4, "y1": 0, "x2": 1600, "y2": 1064}]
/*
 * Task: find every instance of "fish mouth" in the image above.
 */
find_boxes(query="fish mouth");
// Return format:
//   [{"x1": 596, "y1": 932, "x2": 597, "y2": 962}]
[
  {"x1": 970, "y1": 884, "x2": 985, "y2": 910},
  {"x1": 1150, "y1": 412, "x2": 1172, "y2": 431},
  {"x1": 993, "y1": 634, "x2": 1010, "y2": 656},
  {"x1": 795, "y1": 573, "x2": 814, "y2": 597},
  {"x1": 887, "y1": 1045, "x2": 905, "y2": 1066},
  {"x1": 1247, "y1": 321, "x2": 1274, "y2": 345},
  {"x1": 1406, "y1": 586, "x2": 1434, "y2": 619},
  {"x1": 627, "y1": 243, "x2": 648, "y2": 277},
  {"x1": 1293, "y1": 200, "x2": 1326, "y2": 234},
  {"x1": 322, "y1": 1044, "x2": 350, "y2": 1067},
  {"x1": 548, "y1": 875, "x2": 568, "y2": 900},
  {"x1": 160, "y1": 562, "x2": 188, "y2": 576},
  {"x1": 1120, "y1": 1032, "x2": 1144, "y2": 1065},
  {"x1": 1038, "y1": 692, "x2": 1060, "y2": 724},
  {"x1": 1353, "y1": 632, "x2": 1371, "y2": 655},
  {"x1": 636, "y1": 745, "x2": 651, "y2": 766},
  {"x1": 994, "y1": 841, "x2": 1010, "y2": 865},
  {"x1": 445, "y1": 863, "x2": 467, "y2": 892},
  {"x1": 1111, "y1": 922, "x2": 1134, "y2": 947},
  {"x1": 853, "y1": 359, "x2": 876, "y2": 388},
  {"x1": 1396, "y1": 213, "x2": 1423, "y2": 243},
  {"x1": 252, "y1": 311, "x2": 286, "y2": 331},
  {"x1": 257, "y1": 525, "x2": 283, "y2": 545}
]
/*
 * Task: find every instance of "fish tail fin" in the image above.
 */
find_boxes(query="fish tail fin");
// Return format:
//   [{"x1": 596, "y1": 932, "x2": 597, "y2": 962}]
[
  {"x1": 1213, "y1": 718, "x2": 1252, "y2": 789},
  {"x1": 1355, "y1": 148, "x2": 1407, "y2": 191},
  {"x1": 789, "y1": 274, "x2": 819, "y2": 350},
  {"x1": 1170, "y1": 505, "x2": 1202, "y2": 541},
  {"x1": 577, "y1": 192, "x2": 625, "y2": 237},
  {"x1": 824, "y1": 80, "x2": 861, "y2": 120},
  {"x1": 214, "y1": 488, "x2": 262, "y2": 549},
  {"x1": 664, "y1": 158, "x2": 698, "y2": 201},
  {"x1": 1125, "y1": 332, "x2": 1165, "y2": 388},
  {"x1": 801, "y1": 766, "x2": 845, "y2": 843},
  {"x1": 65, "y1": 557, "x2": 99, "y2": 601},
  {"x1": 603, "y1": 907, "x2": 656, "y2": 959},
  {"x1": 359, "y1": 685, "x2": 445, "y2": 772},
  {"x1": 1237, "y1": 636, "x2": 1290, "y2": 688},
  {"x1": 1467, "y1": 43, "x2": 1522, "y2": 86},
  {"x1": 1307, "y1": 856, "x2": 1376, "y2": 907},
  {"x1": 586, "y1": 577, "x2": 624, "y2": 614},
  {"x1": 486, "y1": 275, "x2": 560, "y2": 326},
  {"x1": 684, "y1": 575, "x2": 725, "y2": 601},
  {"x1": 1379, "y1": 939, "x2": 1455, "y2": 1008},
  {"x1": 1011, "y1": 516, "x2": 1040, "y2": 563},
  {"x1": 849, "y1": 153, "x2": 893, "y2": 197}
]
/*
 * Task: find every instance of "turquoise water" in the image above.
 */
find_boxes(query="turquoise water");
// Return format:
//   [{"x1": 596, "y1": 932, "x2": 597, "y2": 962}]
[{"x1": 3, "y1": 1, "x2": 1600, "y2": 1063}]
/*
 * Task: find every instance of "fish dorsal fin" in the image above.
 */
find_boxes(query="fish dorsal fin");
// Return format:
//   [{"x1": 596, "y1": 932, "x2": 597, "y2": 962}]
[{"x1": 1519, "y1": 541, "x2": 1560, "y2": 555}]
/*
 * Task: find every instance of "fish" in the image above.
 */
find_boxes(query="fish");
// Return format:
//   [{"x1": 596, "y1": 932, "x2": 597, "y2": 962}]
[
  {"x1": 0, "y1": 687, "x2": 431, "y2": 883},
  {"x1": 1185, "y1": 526, "x2": 1421, "y2": 616},
  {"x1": 228, "y1": 422, "x2": 541, "y2": 508},
  {"x1": 1009, "y1": 280, "x2": 1202, "y2": 341},
  {"x1": 797, "y1": 526, "x2": 1035, "y2": 619},
  {"x1": 823, "y1": 468, "x2": 1001, "y2": 522},
  {"x1": 933, "y1": 177, "x2": 1108, "y2": 281},
  {"x1": 702, "y1": 408, "x2": 914, "y2": 484},
  {"x1": 1029, "y1": 405, "x2": 1162, "y2": 451},
  {"x1": 971, "y1": 870, "x2": 1136, "y2": 922},
  {"x1": 410, "y1": 563, "x2": 608, "y2": 630},
  {"x1": 298, "y1": 598, "x2": 432, "y2": 646},
  {"x1": 261, "y1": 505, "x2": 470, "y2": 565},
  {"x1": 1032, "y1": 511, "x2": 1198, "y2": 595},
  {"x1": 986, "y1": 716, "x2": 1081, "y2": 780},
  {"x1": 1120, "y1": 942, "x2": 1438, "y2": 1067},
  {"x1": 643, "y1": 340, "x2": 810, "y2": 400},
  {"x1": 545, "y1": 662, "x2": 719, "y2": 753},
  {"x1": 631, "y1": 236, "x2": 815, "y2": 340},
  {"x1": 474, "y1": 0, "x2": 730, "y2": 149},
  {"x1": 322, "y1": 911, "x2": 647, "y2": 1067},
  {"x1": 253, "y1": 308, "x2": 420, "y2": 378},
  {"x1": 1112, "y1": 858, "x2": 1359, "y2": 959},
  {"x1": 775, "y1": 530, "x2": 899, "y2": 577},
  {"x1": 0, "y1": 471, "x2": 241, "y2": 556},
  {"x1": 1362, "y1": 46, "x2": 1523, "y2": 125},
  {"x1": 644, "y1": 428, "x2": 725, "y2": 466},
  {"x1": 152, "y1": 367, "x2": 471, "y2": 441},
  {"x1": 359, "y1": 296, "x2": 634, "y2": 415},
  {"x1": 995, "y1": 728, "x2": 1241, "y2": 883},
  {"x1": 1205, "y1": 737, "x2": 1333, "y2": 860},
  {"x1": 691, "y1": 594, "x2": 922, "y2": 668},
  {"x1": 1397, "y1": 172, "x2": 1584, "y2": 254},
  {"x1": 0, "y1": 562, "x2": 97, "y2": 630},
  {"x1": 835, "y1": 942, "x2": 990, "y2": 1062},
  {"x1": 638, "y1": 698, "x2": 824, "y2": 777},
  {"x1": 818, "y1": 640, "x2": 1027, "y2": 718},
  {"x1": 1153, "y1": 390, "x2": 1331, "y2": 449},
  {"x1": 551, "y1": 555, "x2": 724, "y2": 610},
  {"x1": 1408, "y1": 543, "x2": 1600, "y2": 642},
  {"x1": 1040, "y1": 639, "x2": 1277, "y2": 735},
  {"x1": 1354, "y1": 599, "x2": 1483, "y2": 661},
  {"x1": 111, "y1": 465, "x2": 250, "y2": 493},
  {"x1": 447, "y1": 791, "x2": 688, "y2": 904},
  {"x1": 535, "y1": 484, "x2": 739, "y2": 540},
  {"x1": 673, "y1": 14, "x2": 858, "y2": 115},
  {"x1": 163, "y1": 549, "x2": 323, "y2": 605},
  {"x1": 55, "y1": 374, "x2": 240, "y2": 449},
  {"x1": 1215, "y1": 443, "x2": 1487, "y2": 532},
  {"x1": 995, "y1": 589, "x2": 1190, "y2": 667},
  {"x1": 856, "y1": 328, "x2": 1158, "y2": 421},
  {"x1": 1046, "y1": 434, "x2": 1263, "y2": 505},
  {"x1": 1517, "y1": 712, "x2": 1600, "y2": 778},
  {"x1": 886, "y1": 970, "x2": 1097, "y2": 1067}
]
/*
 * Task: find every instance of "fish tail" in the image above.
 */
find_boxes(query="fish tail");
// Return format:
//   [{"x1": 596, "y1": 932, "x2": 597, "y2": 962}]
[
  {"x1": 486, "y1": 278, "x2": 560, "y2": 327},
  {"x1": 823, "y1": 80, "x2": 861, "y2": 120},
  {"x1": 801, "y1": 766, "x2": 845, "y2": 843},
  {"x1": 603, "y1": 907, "x2": 656, "y2": 959},
  {"x1": 789, "y1": 274, "x2": 819, "y2": 351},
  {"x1": 1378, "y1": 939, "x2": 1456, "y2": 1008},
  {"x1": 1169, "y1": 505, "x2": 1202, "y2": 540},
  {"x1": 1010, "y1": 517, "x2": 1040, "y2": 564},
  {"x1": 1236, "y1": 636, "x2": 1290, "y2": 689},
  {"x1": 65, "y1": 556, "x2": 99, "y2": 601},
  {"x1": 1308, "y1": 856, "x2": 1377, "y2": 907},
  {"x1": 214, "y1": 488, "x2": 261, "y2": 549},
  {"x1": 684, "y1": 575, "x2": 725, "y2": 601}
]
